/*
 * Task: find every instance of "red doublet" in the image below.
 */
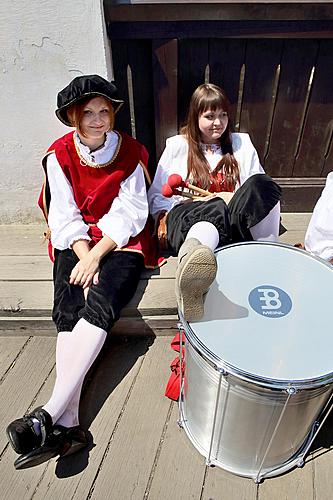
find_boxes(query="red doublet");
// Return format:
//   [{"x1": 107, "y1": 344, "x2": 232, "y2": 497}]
[{"x1": 39, "y1": 131, "x2": 160, "y2": 268}]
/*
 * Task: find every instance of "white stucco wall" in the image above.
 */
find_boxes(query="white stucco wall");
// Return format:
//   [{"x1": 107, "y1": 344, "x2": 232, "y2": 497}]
[{"x1": 0, "y1": 0, "x2": 112, "y2": 222}]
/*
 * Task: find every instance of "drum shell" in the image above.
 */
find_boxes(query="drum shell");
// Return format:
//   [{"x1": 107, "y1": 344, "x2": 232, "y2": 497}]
[{"x1": 182, "y1": 340, "x2": 333, "y2": 477}]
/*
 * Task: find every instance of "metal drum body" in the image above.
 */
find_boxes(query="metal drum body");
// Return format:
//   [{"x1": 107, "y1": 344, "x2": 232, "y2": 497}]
[{"x1": 178, "y1": 242, "x2": 333, "y2": 481}]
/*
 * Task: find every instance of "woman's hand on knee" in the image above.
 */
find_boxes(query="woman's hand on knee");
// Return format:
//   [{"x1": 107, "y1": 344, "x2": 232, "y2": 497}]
[
  {"x1": 69, "y1": 253, "x2": 100, "y2": 288},
  {"x1": 83, "y1": 272, "x2": 99, "y2": 299}
]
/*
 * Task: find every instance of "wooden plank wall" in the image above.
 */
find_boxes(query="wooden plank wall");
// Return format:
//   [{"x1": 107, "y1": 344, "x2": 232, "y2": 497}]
[{"x1": 106, "y1": 7, "x2": 333, "y2": 211}]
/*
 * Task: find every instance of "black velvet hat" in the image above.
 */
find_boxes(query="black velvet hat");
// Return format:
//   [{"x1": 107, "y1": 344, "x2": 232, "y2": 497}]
[{"x1": 55, "y1": 74, "x2": 124, "y2": 126}]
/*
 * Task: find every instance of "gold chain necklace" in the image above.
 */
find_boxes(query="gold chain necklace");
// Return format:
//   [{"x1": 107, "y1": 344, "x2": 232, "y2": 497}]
[{"x1": 73, "y1": 131, "x2": 122, "y2": 168}]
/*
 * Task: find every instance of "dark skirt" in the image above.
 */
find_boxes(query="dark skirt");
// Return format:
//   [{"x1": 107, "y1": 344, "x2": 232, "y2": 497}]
[
  {"x1": 166, "y1": 174, "x2": 282, "y2": 254},
  {"x1": 52, "y1": 249, "x2": 144, "y2": 333}
]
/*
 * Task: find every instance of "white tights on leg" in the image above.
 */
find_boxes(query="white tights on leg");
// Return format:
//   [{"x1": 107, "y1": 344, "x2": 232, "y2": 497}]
[
  {"x1": 43, "y1": 318, "x2": 107, "y2": 426},
  {"x1": 55, "y1": 379, "x2": 83, "y2": 427},
  {"x1": 186, "y1": 221, "x2": 220, "y2": 251},
  {"x1": 250, "y1": 202, "x2": 280, "y2": 242}
]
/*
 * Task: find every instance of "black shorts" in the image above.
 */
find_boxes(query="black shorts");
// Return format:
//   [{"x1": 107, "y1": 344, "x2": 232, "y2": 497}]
[
  {"x1": 166, "y1": 174, "x2": 282, "y2": 254},
  {"x1": 52, "y1": 249, "x2": 144, "y2": 333}
]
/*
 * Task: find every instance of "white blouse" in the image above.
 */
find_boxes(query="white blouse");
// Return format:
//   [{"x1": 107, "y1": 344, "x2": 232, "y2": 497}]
[
  {"x1": 148, "y1": 133, "x2": 264, "y2": 215},
  {"x1": 47, "y1": 130, "x2": 148, "y2": 250},
  {"x1": 305, "y1": 172, "x2": 333, "y2": 262}
]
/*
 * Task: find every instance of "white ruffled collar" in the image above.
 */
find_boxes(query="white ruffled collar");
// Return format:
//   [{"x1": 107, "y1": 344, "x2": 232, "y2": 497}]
[{"x1": 74, "y1": 130, "x2": 119, "y2": 165}]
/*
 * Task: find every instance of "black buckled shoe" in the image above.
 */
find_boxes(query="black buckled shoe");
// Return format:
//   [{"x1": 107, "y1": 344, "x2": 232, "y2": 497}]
[
  {"x1": 6, "y1": 407, "x2": 53, "y2": 455},
  {"x1": 13, "y1": 425, "x2": 88, "y2": 470}
]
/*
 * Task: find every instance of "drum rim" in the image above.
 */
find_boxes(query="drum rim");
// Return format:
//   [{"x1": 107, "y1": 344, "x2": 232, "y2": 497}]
[
  {"x1": 179, "y1": 241, "x2": 333, "y2": 390},
  {"x1": 214, "y1": 240, "x2": 333, "y2": 270}
]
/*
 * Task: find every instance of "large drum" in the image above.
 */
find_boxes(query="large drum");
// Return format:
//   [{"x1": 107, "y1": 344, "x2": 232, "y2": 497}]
[{"x1": 178, "y1": 242, "x2": 333, "y2": 482}]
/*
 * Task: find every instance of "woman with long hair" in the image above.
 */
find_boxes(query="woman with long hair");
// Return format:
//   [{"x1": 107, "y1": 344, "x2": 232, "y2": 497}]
[{"x1": 149, "y1": 83, "x2": 282, "y2": 321}]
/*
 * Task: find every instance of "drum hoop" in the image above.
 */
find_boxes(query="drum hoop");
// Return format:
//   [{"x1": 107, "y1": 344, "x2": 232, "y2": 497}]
[
  {"x1": 180, "y1": 241, "x2": 333, "y2": 391},
  {"x1": 214, "y1": 240, "x2": 333, "y2": 271}
]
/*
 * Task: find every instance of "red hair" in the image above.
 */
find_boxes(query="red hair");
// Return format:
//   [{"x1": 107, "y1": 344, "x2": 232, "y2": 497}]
[{"x1": 66, "y1": 96, "x2": 115, "y2": 137}]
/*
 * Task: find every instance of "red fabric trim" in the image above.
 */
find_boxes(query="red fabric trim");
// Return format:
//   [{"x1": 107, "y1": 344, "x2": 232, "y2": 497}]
[{"x1": 165, "y1": 332, "x2": 186, "y2": 401}]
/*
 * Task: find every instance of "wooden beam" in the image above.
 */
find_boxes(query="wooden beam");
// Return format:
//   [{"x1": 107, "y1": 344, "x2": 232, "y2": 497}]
[
  {"x1": 107, "y1": 21, "x2": 333, "y2": 40},
  {"x1": 104, "y1": 3, "x2": 333, "y2": 22}
]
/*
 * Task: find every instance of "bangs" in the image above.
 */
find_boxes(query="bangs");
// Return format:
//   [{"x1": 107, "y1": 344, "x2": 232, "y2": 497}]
[
  {"x1": 198, "y1": 84, "x2": 230, "y2": 114},
  {"x1": 199, "y1": 91, "x2": 229, "y2": 114}
]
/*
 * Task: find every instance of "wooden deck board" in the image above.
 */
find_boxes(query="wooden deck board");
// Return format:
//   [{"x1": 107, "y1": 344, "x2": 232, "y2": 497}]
[
  {"x1": 0, "y1": 278, "x2": 177, "y2": 315},
  {"x1": 0, "y1": 255, "x2": 177, "y2": 281},
  {"x1": 0, "y1": 225, "x2": 46, "y2": 256},
  {"x1": 258, "y1": 463, "x2": 314, "y2": 499},
  {"x1": 0, "y1": 336, "x2": 29, "y2": 378},
  {"x1": 0, "y1": 363, "x2": 58, "y2": 500},
  {"x1": 148, "y1": 404, "x2": 206, "y2": 499},
  {"x1": 313, "y1": 448, "x2": 333, "y2": 500},
  {"x1": 0, "y1": 337, "x2": 55, "y2": 451},
  {"x1": 88, "y1": 338, "x2": 172, "y2": 500},
  {"x1": 203, "y1": 468, "x2": 257, "y2": 500}
]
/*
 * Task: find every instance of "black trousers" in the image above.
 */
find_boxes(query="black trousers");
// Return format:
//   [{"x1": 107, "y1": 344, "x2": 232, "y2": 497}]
[
  {"x1": 166, "y1": 174, "x2": 282, "y2": 254},
  {"x1": 52, "y1": 249, "x2": 144, "y2": 333}
]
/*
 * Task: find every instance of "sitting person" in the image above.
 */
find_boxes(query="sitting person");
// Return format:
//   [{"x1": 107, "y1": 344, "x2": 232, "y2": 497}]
[
  {"x1": 305, "y1": 172, "x2": 333, "y2": 264},
  {"x1": 148, "y1": 83, "x2": 282, "y2": 321},
  {"x1": 6, "y1": 74, "x2": 156, "y2": 470}
]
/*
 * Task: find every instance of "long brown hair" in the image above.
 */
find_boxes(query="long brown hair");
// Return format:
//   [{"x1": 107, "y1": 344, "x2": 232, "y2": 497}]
[
  {"x1": 67, "y1": 96, "x2": 115, "y2": 137},
  {"x1": 180, "y1": 83, "x2": 239, "y2": 191}
]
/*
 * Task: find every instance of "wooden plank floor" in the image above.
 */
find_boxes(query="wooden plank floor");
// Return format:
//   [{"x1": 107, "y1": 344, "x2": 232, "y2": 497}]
[
  {"x1": 1, "y1": 335, "x2": 333, "y2": 500},
  {"x1": 2, "y1": 215, "x2": 333, "y2": 499}
]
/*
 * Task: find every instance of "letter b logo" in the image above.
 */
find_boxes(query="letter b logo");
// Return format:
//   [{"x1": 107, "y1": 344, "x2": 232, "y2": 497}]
[
  {"x1": 248, "y1": 285, "x2": 292, "y2": 318},
  {"x1": 258, "y1": 288, "x2": 282, "y2": 310}
]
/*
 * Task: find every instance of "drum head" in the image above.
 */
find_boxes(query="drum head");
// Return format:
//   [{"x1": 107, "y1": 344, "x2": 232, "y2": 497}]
[{"x1": 189, "y1": 242, "x2": 333, "y2": 385}]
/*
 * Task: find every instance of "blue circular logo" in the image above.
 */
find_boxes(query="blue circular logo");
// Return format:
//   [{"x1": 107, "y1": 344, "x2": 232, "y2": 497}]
[{"x1": 248, "y1": 285, "x2": 292, "y2": 318}]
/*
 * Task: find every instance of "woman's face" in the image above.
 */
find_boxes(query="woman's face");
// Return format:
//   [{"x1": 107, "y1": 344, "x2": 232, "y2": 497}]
[
  {"x1": 198, "y1": 108, "x2": 228, "y2": 144},
  {"x1": 79, "y1": 96, "x2": 112, "y2": 145}
]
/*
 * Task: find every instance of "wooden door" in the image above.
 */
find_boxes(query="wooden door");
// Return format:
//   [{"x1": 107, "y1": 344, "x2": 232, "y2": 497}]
[{"x1": 108, "y1": 31, "x2": 333, "y2": 211}]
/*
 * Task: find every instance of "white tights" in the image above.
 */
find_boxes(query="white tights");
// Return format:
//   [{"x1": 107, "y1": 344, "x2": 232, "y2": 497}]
[
  {"x1": 43, "y1": 318, "x2": 107, "y2": 427},
  {"x1": 186, "y1": 221, "x2": 220, "y2": 251}
]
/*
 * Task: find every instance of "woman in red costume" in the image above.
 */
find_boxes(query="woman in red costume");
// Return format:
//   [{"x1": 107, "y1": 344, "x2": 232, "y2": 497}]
[{"x1": 6, "y1": 74, "x2": 155, "y2": 469}]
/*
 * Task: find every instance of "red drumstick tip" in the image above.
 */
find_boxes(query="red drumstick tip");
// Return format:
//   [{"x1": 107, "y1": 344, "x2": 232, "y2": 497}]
[
  {"x1": 161, "y1": 183, "x2": 174, "y2": 198},
  {"x1": 168, "y1": 173, "x2": 184, "y2": 189}
]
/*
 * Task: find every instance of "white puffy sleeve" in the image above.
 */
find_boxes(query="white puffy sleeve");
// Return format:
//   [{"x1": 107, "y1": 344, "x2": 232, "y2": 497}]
[
  {"x1": 97, "y1": 164, "x2": 148, "y2": 248},
  {"x1": 305, "y1": 172, "x2": 333, "y2": 261},
  {"x1": 46, "y1": 153, "x2": 91, "y2": 250}
]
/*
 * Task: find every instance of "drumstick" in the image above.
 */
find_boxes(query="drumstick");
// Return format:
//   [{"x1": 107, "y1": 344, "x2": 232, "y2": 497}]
[
  {"x1": 161, "y1": 183, "x2": 195, "y2": 199},
  {"x1": 168, "y1": 174, "x2": 211, "y2": 197}
]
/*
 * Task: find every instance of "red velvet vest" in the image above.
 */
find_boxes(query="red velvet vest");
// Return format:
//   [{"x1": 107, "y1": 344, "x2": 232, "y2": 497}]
[{"x1": 38, "y1": 131, "x2": 160, "y2": 268}]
